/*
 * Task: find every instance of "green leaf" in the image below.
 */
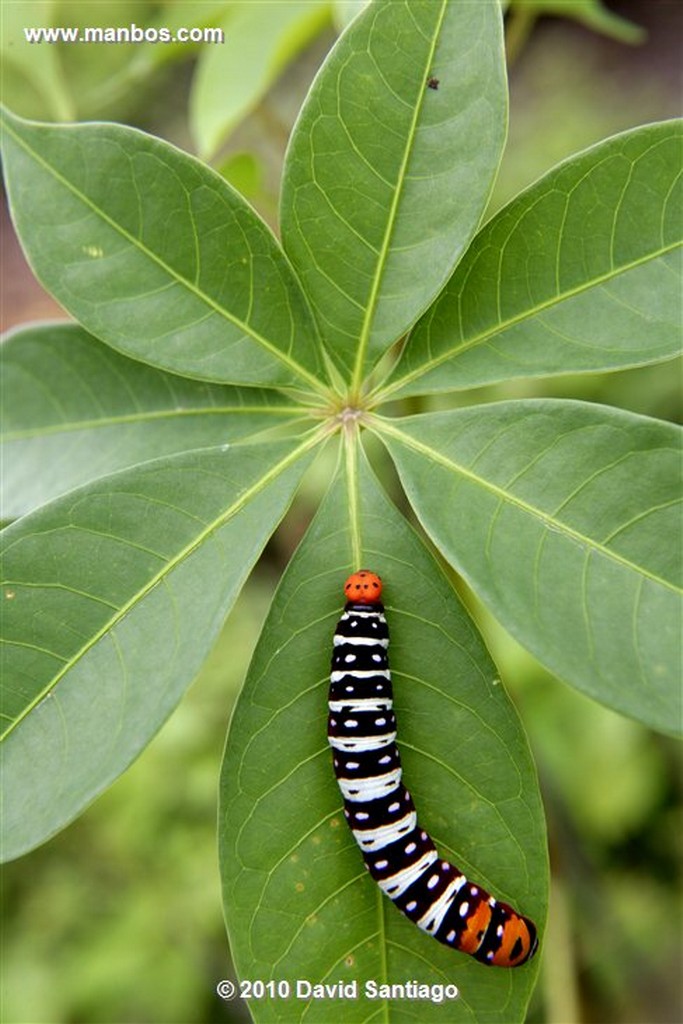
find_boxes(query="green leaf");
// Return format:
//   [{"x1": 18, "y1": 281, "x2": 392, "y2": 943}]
[
  {"x1": 0, "y1": 436, "x2": 315, "y2": 862},
  {"x1": 191, "y1": 1, "x2": 331, "y2": 160},
  {"x1": 377, "y1": 401, "x2": 682, "y2": 735},
  {"x1": 0, "y1": 1, "x2": 75, "y2": 120},
  {"x1": 527, "y1": 1, "x2": 645, "y2": 44},
  {"x1": 0, "y1": 107, "x2": 327, "y2": 394},
  {"x1": 331, "y1": 0, "x2": 369, "y2": 32},
  {"x1": 280, "y1": 0, "x2": 507, "y2": 387},
  {"x1": 220, "y1": 448, "x2": 546, "y2": 1022},
  {"x1": 386, "y1": 120, "x2": 683, "y2": 397},
  {"x1": 1, "y1": 322, "x2": 305, "y2": 517},
  {"x1": 0, "y1": 1, "x2": 230, "y2": 123},
  {"x1": 0, "y1": 0, "x2": 196, "y2": 122},
  {"x1": 45, "y1": 0, "x2": 160, "y2": 116},
  {"x1": 217, "y1": 151, "x2": 263, "y2": 196}
]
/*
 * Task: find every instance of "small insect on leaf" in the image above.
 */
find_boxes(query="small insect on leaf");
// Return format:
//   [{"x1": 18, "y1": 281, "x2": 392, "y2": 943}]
[{"x1": 427, "y1": 77, "x2": 440, "y2": 90}]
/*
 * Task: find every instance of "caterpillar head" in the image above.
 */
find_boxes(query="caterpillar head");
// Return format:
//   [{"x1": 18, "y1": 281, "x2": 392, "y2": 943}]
[{"x1": 344, "y1": 570, "x2": 383, "y2": 604}]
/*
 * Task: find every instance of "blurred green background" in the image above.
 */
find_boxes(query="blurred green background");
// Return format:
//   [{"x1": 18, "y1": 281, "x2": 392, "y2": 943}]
[{"x1": 1, "y1": 2, "x2": 681, "y2": 1022}]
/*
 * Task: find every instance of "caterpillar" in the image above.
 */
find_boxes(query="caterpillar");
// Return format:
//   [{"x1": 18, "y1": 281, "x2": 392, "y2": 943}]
[{"x1": 328, "y1": 569, "x2": 538, "y2": 968}]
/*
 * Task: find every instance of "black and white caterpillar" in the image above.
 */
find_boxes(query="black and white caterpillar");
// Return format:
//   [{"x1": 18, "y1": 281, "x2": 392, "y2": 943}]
[{"x1": 328, "y1": 570, "x2": 538, "y2": 968}]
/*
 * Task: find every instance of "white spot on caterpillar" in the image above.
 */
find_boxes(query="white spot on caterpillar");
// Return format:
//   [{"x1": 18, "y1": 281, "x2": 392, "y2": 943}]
[
  {"x1": 447, "y1": 930, "x2": 456, "y2": 942},
  {"x1": 405, "y1": 842, "x2": 416, "y2": 854},
  {"x1": 407, "y1": 901, "x2": 417, "y2": 912},
  {"x1": 427, "y1": 874, "x2": 439, "y2": 890},
  {"x1": 459, "y1": 902, "x2": 469, "y2": 917}
]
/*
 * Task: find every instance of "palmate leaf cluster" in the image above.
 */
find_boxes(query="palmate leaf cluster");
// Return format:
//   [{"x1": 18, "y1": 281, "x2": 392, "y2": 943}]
[{"x1": 1, "y1": 1, "x2": 680, "y2": 1020}]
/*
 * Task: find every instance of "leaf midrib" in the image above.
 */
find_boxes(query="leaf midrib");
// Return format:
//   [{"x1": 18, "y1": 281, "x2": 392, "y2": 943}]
[
  {"x1": 351, "y1": 0, "x2": 448, "y2": 392},
  {"x1": 373, "y1": 417, "x2": 681, "y2": 594},
  {"x1": 2, "y1": 404, "x2": 304, "y2": 441}
]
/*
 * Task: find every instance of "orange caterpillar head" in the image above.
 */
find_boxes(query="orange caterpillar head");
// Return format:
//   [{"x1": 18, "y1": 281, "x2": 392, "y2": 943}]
[{"x1": 344, "y1": 570, "x2": 383, "y2": 604}]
